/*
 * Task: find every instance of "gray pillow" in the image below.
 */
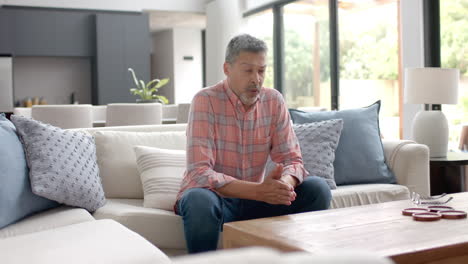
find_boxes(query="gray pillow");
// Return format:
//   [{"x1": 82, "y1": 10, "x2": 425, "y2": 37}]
[
  {"x1": 265, "y1": 119, "x2": 343, "y2": 189},
  {"x1": 293, "y1": 119, "x2": 343, "y2": 189},
  {"x1": 11, "y1": 115, "x2": 106, "y2": 212},
  {"x1": 289, "y1": 101, "x2": 396, "y2": 186}
]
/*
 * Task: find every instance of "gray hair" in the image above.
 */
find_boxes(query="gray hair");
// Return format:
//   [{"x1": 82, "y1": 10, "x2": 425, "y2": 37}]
[{"x1": 225, "y1": 34, "x2": 268, "y2": 64}]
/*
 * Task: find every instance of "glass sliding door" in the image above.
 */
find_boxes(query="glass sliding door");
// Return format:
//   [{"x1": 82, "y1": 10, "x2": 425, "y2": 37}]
[
  {"x1": 338, "y1": 0, "x2": 401, "y2": 139},
  {"x1": 283, "y1": 0, "x2": 331, "y2": 110},
  {"x1": 242, "y1": 9, "x2": 275, "y2": 89},
  {"x1": 440, "y1": 0, "x2": 468, "y2": 150}
]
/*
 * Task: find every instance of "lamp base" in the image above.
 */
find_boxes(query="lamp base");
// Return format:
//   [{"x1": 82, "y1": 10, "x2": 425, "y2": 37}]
[{"x1": 412, "y1": 110, "x2": 449, "y2": 158}]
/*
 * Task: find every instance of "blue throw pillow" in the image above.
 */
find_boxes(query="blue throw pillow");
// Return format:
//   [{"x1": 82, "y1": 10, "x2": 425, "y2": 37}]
[
  {"x1": 289, "y1": 101, "x2": 395, "y2": 186},
  {"x1": 0, "y1": 114, "x2": 58, "y2": 229}
]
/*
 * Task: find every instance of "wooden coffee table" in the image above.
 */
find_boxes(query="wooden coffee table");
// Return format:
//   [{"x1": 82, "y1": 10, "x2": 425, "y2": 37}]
[{"x1": 223, "y1": 192, "x2": 468, "y2": 264}]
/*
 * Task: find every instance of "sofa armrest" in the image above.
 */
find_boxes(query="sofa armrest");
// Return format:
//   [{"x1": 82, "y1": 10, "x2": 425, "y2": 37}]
[{"x1": 382, "y1": 140, "x2": 430, "y2": 196}]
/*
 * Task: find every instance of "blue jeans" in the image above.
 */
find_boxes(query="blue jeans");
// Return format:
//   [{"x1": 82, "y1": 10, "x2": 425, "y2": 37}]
[{"x1": 176, "y1": 176, "x2": 332, "y2": 253}]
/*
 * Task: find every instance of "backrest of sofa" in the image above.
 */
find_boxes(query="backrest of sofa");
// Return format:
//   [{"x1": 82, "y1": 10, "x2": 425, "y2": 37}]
[
  {"x1": 78, "y1": 124, "x2": 187, "y2": 134},
  {"x1": 73, "y1": 124, "x2": 188, "y2": 199}
]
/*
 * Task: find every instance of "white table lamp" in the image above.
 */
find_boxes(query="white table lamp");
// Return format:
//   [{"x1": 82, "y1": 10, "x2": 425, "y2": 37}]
[{"x1": 405, "y1": 67, "x2": 459, "y2": 158}]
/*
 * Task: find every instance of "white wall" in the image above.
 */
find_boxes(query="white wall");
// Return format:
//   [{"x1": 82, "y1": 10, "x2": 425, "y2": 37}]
[
  {"x1": 0, "y1": 0, "x2": 208, "y2": 12},
  {"x1": 205, "y1": 0, "x2": 244, "y2": 86},
  {"x1": 173, "y1": 28, "x2": 203, "y2": 104},
  {"x1": 152, "y1": 28, "x2": 203, "y2": 104},
  {"x1": 400, "y1": 0, "x2": 425, "y2": 139},
  {"x1": 13, "y1": 57, "x2": 92, "y2": 105}
]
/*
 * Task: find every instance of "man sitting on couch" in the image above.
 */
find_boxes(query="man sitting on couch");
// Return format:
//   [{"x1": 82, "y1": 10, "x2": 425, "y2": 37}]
[{"x1": 175, "y1": 34, "x2": 331, "y2": 253}]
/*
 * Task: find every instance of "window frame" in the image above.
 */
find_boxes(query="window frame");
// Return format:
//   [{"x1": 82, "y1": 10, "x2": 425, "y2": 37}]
[
  {"x1": 243, "y1": 0, "x2": 340, "y2": 110},
  {"x1": 423, "y1": 0, "x2": 441, "y2": 111}
]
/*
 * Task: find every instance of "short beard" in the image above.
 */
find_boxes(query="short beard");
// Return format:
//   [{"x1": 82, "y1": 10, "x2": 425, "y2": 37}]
[{"x1": 239, "y1": 93, "x2": 259, "y2": 106}]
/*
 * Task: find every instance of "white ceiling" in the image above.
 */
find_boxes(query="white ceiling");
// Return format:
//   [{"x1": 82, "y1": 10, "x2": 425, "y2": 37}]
[
  {"x1": 0, "y1": 0, "x2": 210, "y2": 13},
  {"x1": 146, "y1": 10, "x2": 207, "y2": 33}
]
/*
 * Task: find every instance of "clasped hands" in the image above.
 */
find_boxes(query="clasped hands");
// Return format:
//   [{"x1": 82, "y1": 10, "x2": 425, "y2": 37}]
[{"x1": 256, "y1": 164, "x2": 297, "y2": 206}]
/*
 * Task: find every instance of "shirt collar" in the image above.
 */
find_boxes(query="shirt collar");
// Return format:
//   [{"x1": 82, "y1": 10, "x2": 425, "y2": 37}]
[{"x1": 223, "y1": 80, "x2": 241, "y2": 107}]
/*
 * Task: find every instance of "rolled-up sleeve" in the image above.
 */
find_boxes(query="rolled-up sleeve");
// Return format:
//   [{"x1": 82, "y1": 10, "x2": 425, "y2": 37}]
[
  {"x1": 269, "y1": 94, "x2": 308, "y2": 184},
  {"x1": 183, "y1": 93, "x2": 237, "y2": 192}
]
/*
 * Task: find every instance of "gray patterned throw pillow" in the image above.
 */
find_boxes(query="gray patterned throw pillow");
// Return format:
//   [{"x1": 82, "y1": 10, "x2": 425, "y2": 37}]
[
  {"x1": 294, "y1": 119, "x2": 343, "y2": 189},
  {"x1": 11, "y1": 115, "x2": 106, "y2": 212},
  {"x1": 265, "y1": 119, "x2": 343, "y2": 189}
]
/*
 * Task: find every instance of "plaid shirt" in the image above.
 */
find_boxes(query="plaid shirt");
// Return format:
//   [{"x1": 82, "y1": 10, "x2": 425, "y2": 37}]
[{"x1": 175, "y1": 80, "x2": 307, "y2": 209}]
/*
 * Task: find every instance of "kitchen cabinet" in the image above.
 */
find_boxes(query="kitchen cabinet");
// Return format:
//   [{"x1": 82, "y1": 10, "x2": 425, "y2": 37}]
[
  {"x1": 0, "y1": 10, "x2": 12, "y2": 54},
  {"x1": 95, "y1": 13, "x2": 150, "y2": 104},
  {"x1": 9, "y1": 8, "x2": 94, "y2": 57},
  {"x1": 0, "y1": 7, "x2": 151, "y2": 105}
]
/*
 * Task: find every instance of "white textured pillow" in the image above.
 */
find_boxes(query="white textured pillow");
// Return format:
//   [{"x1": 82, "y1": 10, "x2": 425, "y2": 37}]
[
  {"x1": 134, "y1": 146, "x2": 186, "y2": 211},
  {"x1": 93, "y1": 131, "x2": 186, "y2": 199}
]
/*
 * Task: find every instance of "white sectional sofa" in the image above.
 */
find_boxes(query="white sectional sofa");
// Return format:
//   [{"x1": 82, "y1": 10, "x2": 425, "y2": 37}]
[
  {"x1": 78, "y1": 123, "x2": 429, "y2": 256},
  {"x1": 0, "y1": 218, "x2": 171, "y2": 264},
  {"x1": 0, "y1": 123, "x2": 428, "y2": 263}
]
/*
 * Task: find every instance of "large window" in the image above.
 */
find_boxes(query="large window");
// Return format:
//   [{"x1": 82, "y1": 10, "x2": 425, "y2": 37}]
[
  {"x1": 283, "y1": 1, "x2": 330, "y2": 110},
  {"x1": 338, "y1": 0, "x2": 400, "y2": 139},
  {"x1": 242, "y1": 9, "x2": 275, "y2": 89},
  {"x1": 243, "y1": 0, "x2": 402, "y2": 139},
  {"x1": 440, "y1": 0, "x2": 468, "y2": 150}
]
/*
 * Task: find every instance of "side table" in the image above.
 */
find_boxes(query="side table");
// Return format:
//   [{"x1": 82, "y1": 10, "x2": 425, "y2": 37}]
[{"x1": 430, "y1": 152, "x2": 468, "y2": 195}]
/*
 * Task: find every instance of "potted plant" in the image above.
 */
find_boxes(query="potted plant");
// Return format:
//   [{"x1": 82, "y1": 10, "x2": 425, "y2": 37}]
[{"x1": 128, "y1": 68, "x2": 170, "y2": 104}]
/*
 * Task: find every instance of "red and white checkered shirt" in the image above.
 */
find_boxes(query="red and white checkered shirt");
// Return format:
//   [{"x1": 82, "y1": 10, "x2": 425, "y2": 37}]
[{"x1": 175, "y1": 80, "x2": 307, "y2": 210}]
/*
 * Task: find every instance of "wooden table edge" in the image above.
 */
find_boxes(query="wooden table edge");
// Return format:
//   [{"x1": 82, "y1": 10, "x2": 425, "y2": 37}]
[{"x1": 223, "y1": 223, "x2": 303, "y2": 252}]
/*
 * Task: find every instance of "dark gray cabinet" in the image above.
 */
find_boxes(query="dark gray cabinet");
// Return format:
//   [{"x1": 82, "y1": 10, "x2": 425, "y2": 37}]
[
  {"x1": 0, "y1": 7, "x2": 151, "y2": 104},
  {"x1": 0, "y1": 10, "x2": 12, "y2": 54},
  {"x1": 95, "y1": 13, "x2": 150, "y2": 104},
  {"x1": 9, "y1": 9, "x2": 94, "y2": 57}
]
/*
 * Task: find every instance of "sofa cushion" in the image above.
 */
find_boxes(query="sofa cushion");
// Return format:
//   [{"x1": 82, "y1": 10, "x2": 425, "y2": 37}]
[
  {"x1": 93, "y1": 130, "x2": 186, "y2": 199},
  {"x1": 0, "y1": 206, "x2": 94, "y2": 238},
  {"x1": 92, "y1": 187, "x2": 410, "y2": 253},
  {"x1": 0, "y1": 114, "x2": 58, "y2": 229},
  {"x1": 294, "y1": 119, "x2": 343, "y2": 189},
  {"x1": 265, "y1": 119, "x2": 343, "y2": 189},
  {"x1": 330, "y1": 184, "x2": 410, "y2": 209},
  {"x1": 171, "y1": 247, "x2": 394, "y2": 264},
  {"x1": 10, "y1": 115, "x2": 106, "y2": 212},
  {"x1": 289, "y1": 101, "x2": 396, "y2": 186},
  {"x1": 0, "y1": 219, "x2": 171, "y2": 264},
  {"x1": 93, "y1": 198, "x2": 186, "y2": 250},
  {"x1": 134, "y1": 146, "x2": 186, "y2": 211},
  {"x1": 171, "y1": 247, "x2": 281, "y2": 264}
]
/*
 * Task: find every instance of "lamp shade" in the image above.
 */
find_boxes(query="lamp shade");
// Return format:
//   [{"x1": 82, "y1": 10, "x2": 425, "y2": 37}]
[{"x1": 405, "y1": 68, "x2": 459, "y2": 104}]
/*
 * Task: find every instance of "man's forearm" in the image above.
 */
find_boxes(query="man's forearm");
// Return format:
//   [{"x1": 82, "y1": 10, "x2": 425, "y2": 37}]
[
  {"x1": 216, "y1": 175, "x2": 298, "y2": 200},
  {"x1": 216, "y1": 173, "x2": 296, "y2": 205},
  {"x1": 216, "y1": 180, "x2": 259, "y2": 200},
  {"x1": 281, "y1": 175, "x2": 299, "y2": 188}
]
